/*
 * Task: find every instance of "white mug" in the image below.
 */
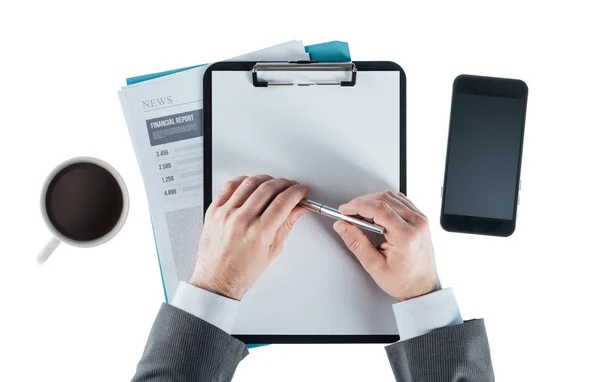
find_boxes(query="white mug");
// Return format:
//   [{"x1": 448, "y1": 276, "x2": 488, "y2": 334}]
[{"x1": 37, "y1": 157, "x2": 129, "y2": 264}]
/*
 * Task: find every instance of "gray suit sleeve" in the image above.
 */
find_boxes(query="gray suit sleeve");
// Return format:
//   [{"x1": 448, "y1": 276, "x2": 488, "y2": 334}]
[
  {"x1": 132, "y1": 303, "x2": 248, "y2": 382},
  {"x1": 385, "y1": 319, "x2": 494, "y2": 382}
]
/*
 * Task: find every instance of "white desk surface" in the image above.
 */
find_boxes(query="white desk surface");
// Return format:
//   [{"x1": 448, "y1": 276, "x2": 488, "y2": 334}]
[{"x1": 2, "y1": 2, "x2": 600, "y2": 381}]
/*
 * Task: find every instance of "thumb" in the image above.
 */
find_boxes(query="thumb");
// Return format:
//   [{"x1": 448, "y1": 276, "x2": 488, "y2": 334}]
[
  {"x1": 333, "y1": 221, "x2": 385, "y2": 272},
  {"x1": 270, "y1": 206, "x2": 307, "y2": 257}
]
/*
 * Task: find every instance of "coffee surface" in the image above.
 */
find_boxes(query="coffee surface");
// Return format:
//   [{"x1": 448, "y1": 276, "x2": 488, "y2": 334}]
[{"x1": 45, "y1": 162, "x2": 123, "y2": 242}]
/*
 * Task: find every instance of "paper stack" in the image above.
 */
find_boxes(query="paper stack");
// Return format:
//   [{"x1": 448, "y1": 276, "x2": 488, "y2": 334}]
[{"x1": 118, "y1": 41, "x2": 350, "y2": 302}]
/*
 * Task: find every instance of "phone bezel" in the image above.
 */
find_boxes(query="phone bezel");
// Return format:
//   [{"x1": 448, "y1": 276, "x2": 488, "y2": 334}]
[{"x1": 440, "y1": 74, "x2": 528, "y2": 237}]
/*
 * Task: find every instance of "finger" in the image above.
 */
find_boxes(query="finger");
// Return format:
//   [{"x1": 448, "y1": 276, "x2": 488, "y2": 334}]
[
  {"x1": 338, "y1": 195, "x2": 406, "y2": 231},
  {"x1": 243, "y1": 178, "x2": 297, "y2": 216},
  {"x1": 260, "y1": 182, "x2": 310, "y2": 232},
  {"x1": 374, "y1": 192, "x2": 425, "y2": 226},
  {"x1": 211, "y1": 176, "x2": 248, "y2": 208},
  {"x1": 333, "y1": 221, "x2": 386, "y2": 273},
  {"x1": 226, "y1": 174, "x2": 273, "y2": 208},
  {"x1": 388, "y1": 192, "x2": 425, "y2": 216},
  {"x1": 378, "y1": 241, "x2": 392, "y2": 251},
  {"x1": 269, "y1": 206, "x2": 307, "y2": 258}
]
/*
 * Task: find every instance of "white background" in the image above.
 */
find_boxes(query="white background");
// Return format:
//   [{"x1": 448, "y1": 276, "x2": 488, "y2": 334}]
[{"x1": 1, "y1": 1, "x2": 598, "y2": 381}]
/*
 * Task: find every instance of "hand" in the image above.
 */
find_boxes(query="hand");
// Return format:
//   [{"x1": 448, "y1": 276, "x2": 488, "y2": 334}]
[
  {"x1": 333, "y1": 191, "x2": 440, "y2": 302},
  {"x1": 189, "y1": 175, "x2": 309, "y2": 300}
]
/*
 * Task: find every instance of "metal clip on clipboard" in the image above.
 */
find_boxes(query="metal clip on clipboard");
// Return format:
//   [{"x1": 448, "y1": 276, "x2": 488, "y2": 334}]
[{"x1": 252, "y1": 62, "x2": 357, "y2": 87}]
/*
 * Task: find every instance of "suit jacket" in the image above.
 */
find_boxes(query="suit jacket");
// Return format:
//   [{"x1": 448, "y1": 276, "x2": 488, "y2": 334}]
[{"x1": 132, "y1": 304, "x2": 494, "y2": 382}]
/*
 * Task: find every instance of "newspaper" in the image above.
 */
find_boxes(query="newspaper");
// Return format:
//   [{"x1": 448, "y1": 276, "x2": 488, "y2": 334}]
[{"x1": 118, "y1": 41, "x2": 309, "y2": 301}]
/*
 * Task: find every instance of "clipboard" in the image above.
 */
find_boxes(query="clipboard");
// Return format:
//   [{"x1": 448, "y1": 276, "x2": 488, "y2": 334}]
[{"x1": 203, "y1": 61, "x2": 406, "y2": 344}]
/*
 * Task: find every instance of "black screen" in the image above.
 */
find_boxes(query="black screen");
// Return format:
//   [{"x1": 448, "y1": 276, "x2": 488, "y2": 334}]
[{"x1": 444, "y1": 93, "x2": 525, "y2": 220}]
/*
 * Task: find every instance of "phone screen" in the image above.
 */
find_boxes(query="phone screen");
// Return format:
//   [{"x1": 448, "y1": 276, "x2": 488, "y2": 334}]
[{"x1": 444, "y1": 90, "x2": 526, "y2": 220}]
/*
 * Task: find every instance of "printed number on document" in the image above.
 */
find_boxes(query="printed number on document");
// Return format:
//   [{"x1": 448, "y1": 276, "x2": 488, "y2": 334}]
[{"x1": 145, "y1": 109, "x2": 204, "y2": 200}]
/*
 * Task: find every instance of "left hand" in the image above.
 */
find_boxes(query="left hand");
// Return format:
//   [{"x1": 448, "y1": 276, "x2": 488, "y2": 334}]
[{"x1": 189, "y1": 175, "x2": 309, "y2": 300}]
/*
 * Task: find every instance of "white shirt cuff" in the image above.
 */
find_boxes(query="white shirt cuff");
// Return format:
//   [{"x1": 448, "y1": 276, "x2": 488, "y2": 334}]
[
  {"x1": 392, "y1": 288, "x2": 463, "y2": 341},
  {"x1": 170, "y1": 281, "x2": 240, "y2": 334}
]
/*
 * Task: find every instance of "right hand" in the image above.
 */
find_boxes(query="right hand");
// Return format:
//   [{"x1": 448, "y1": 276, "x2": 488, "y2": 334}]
[
  {"x1": 189, "y1": 175, "x2": 309, "y2": 300},
  {"x1": 333, "y1": 191, "x2": 440, "y2": 302}
]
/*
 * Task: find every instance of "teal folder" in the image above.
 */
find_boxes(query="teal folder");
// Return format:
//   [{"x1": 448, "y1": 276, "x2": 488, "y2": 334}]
[
  {"x1": 127, "y1": 41, "x2": 351, "y2": 347},
  {"x1": 126, "y1": 41, "x2": 350, "y2": 85}
]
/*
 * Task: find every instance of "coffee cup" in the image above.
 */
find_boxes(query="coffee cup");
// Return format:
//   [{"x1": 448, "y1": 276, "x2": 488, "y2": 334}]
[{"x1": 37, "y1": 157, "x2": 129, "y2": 263}]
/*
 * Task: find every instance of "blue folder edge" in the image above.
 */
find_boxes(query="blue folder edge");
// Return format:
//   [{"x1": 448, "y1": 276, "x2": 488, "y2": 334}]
[
  {"x1": 127, "y1": 41, "x2": 350, "y2": 85},
  {"x1": 131, "y1": 41, "x2": 350, "y2": 347}
]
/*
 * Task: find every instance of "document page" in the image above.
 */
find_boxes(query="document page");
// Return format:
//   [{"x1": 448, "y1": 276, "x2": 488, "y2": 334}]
[{"x1": 118, "y1": 41, "x2": 309, "y2": 301}]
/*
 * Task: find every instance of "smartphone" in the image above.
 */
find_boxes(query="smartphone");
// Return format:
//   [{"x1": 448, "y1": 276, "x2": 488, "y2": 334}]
[{"x1": 441, "y1": 74, "x2": 528, "y2": 237}]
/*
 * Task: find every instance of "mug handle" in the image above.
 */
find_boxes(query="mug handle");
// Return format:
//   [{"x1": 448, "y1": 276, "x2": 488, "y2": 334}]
[{"x1": 37, "y1": 237, "x2": 60, "y2": 264}]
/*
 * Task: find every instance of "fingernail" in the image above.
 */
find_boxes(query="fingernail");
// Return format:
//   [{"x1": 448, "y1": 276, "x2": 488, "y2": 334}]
[{"x1": 333, "y1": 221, "x2": 346, "y2": 234}]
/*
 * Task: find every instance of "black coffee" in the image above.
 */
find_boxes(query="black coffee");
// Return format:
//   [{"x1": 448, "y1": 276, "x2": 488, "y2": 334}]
[{"x1": 45, "y1": 162, "x2": 124, "y2": 242}]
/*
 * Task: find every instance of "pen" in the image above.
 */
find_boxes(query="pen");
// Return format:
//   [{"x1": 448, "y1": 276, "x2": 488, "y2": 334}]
[{"x1": 299, "y1": 199, "x2": 385, "y2": 235}]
